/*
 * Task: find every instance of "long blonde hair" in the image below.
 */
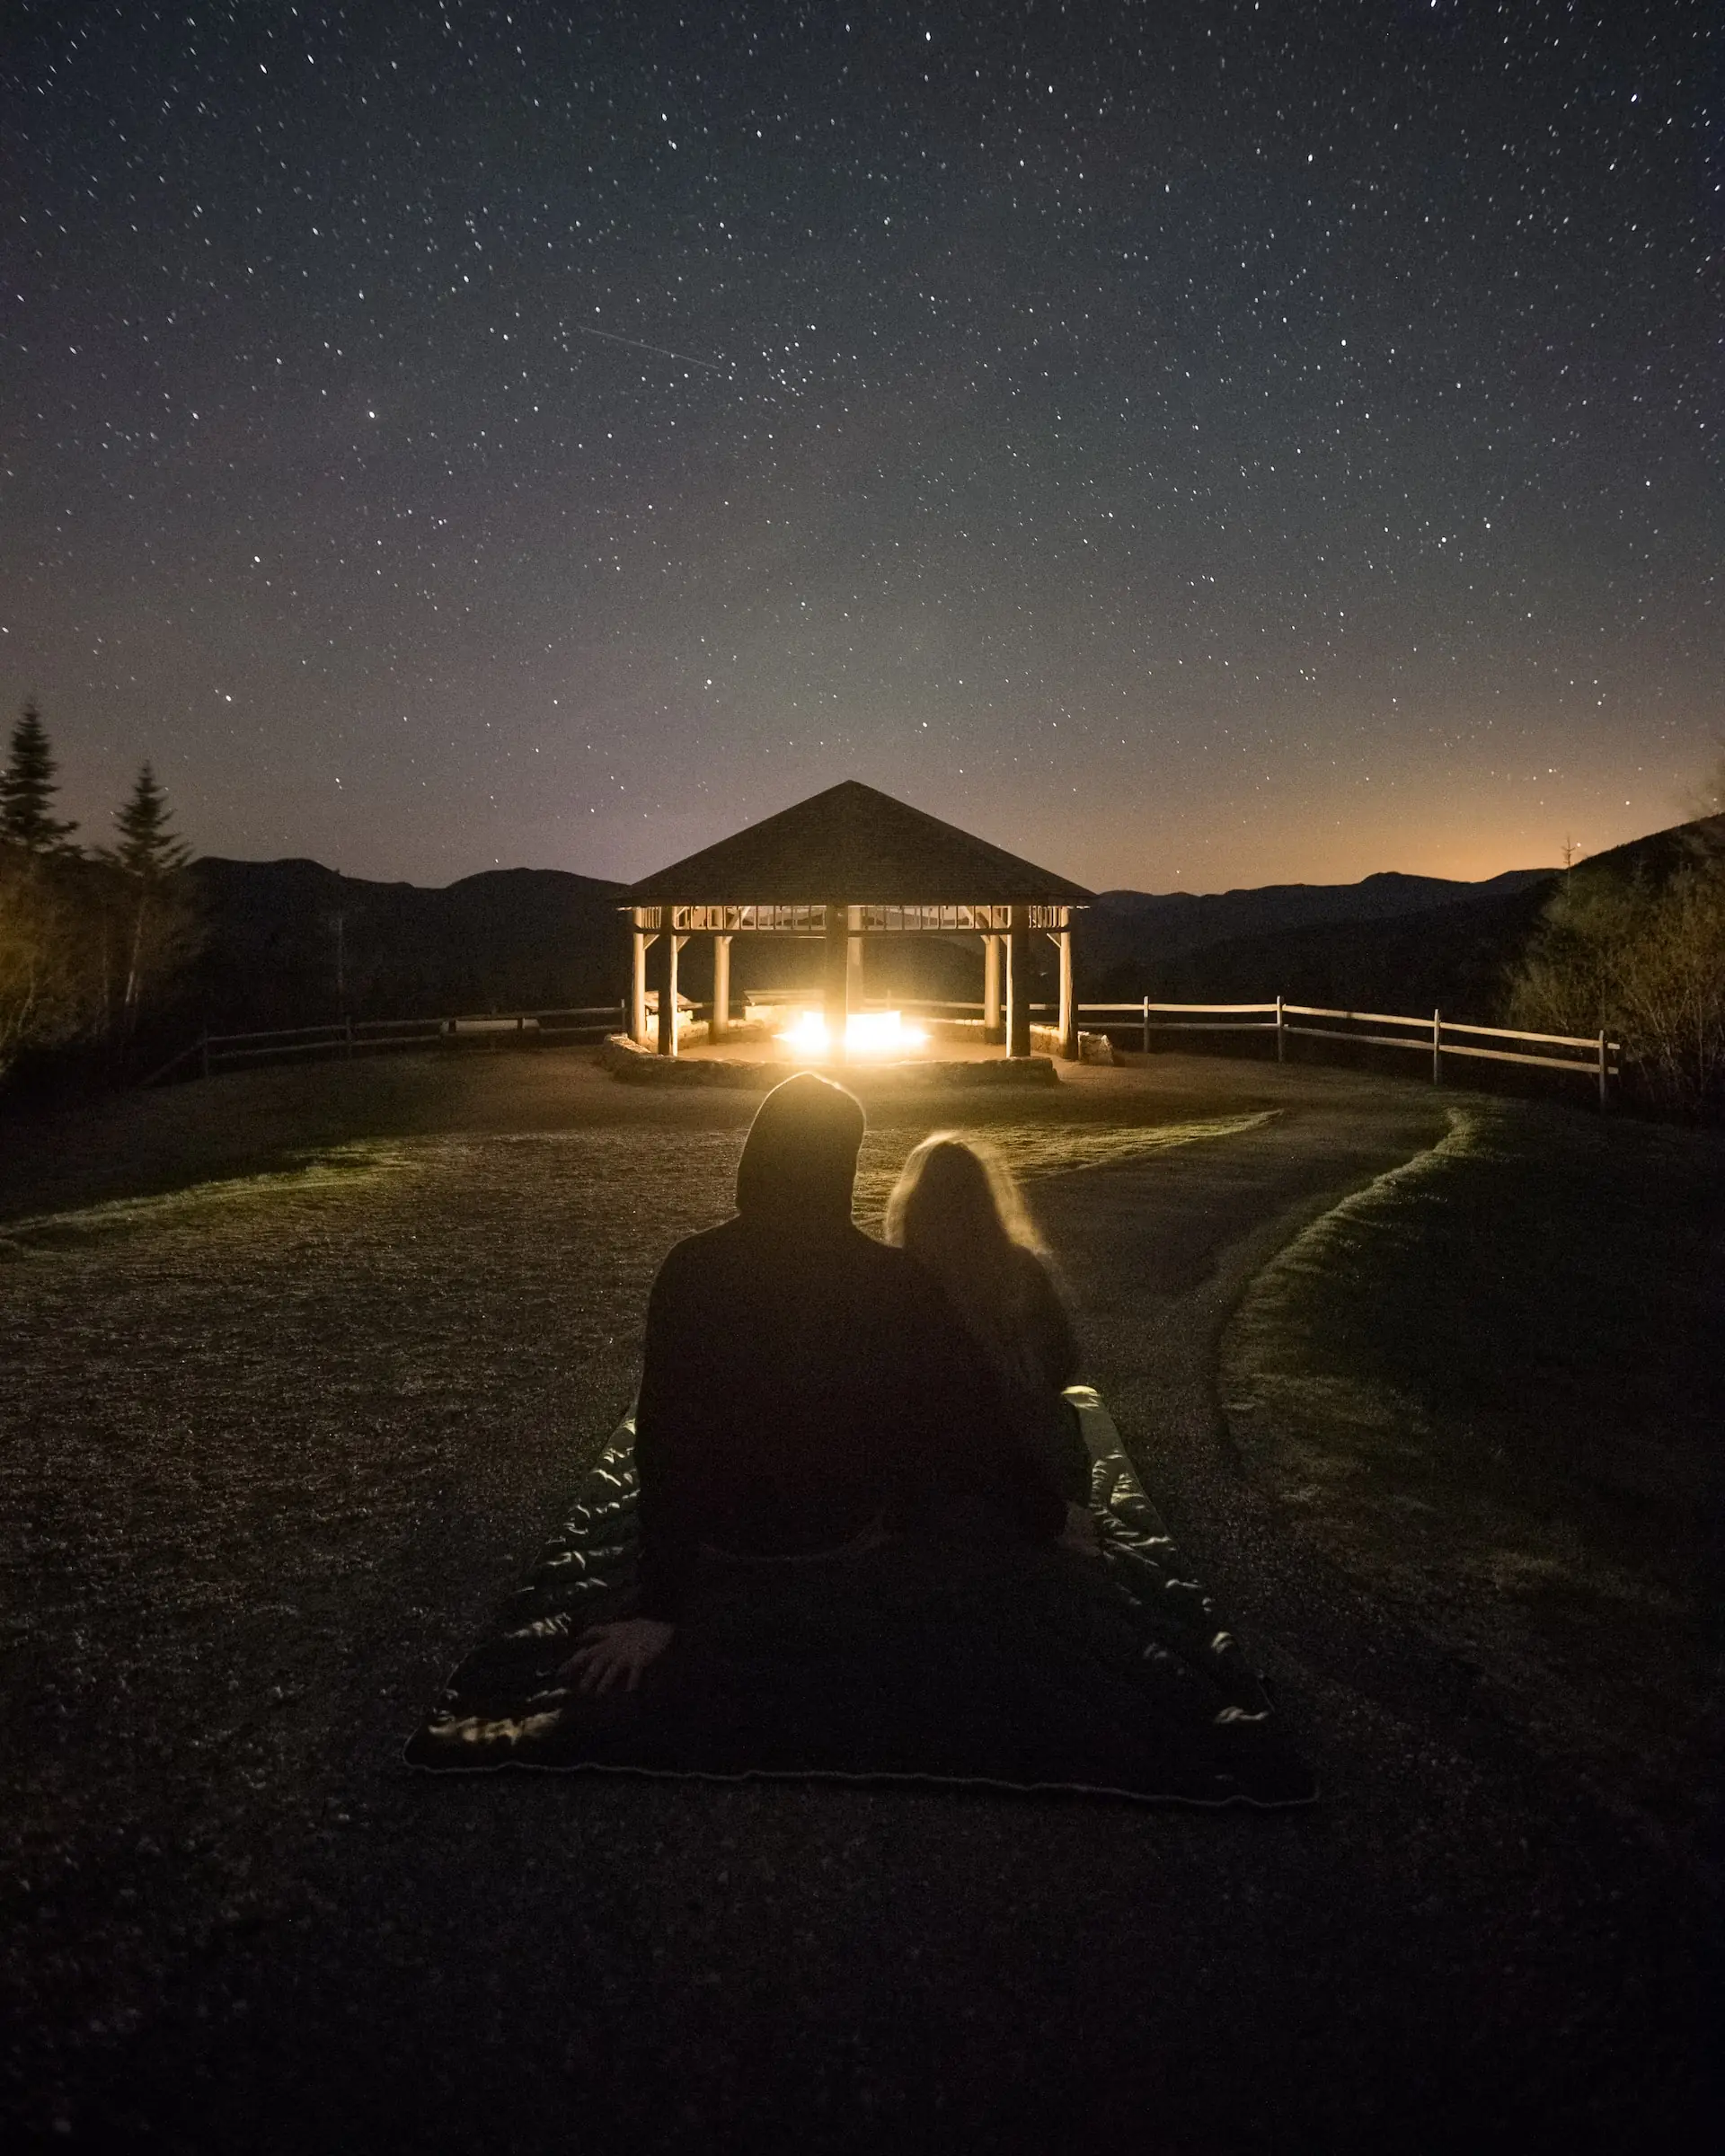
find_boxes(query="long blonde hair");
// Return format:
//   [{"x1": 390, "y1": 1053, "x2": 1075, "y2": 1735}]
[{"x1": 883, "y1": 1135, "x2": 1048, "y2": 1393}]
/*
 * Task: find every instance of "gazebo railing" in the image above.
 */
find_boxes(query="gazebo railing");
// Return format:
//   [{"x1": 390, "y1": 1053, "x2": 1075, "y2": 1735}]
[{"x1": 654, "y1": 903, "x2": 1075, "y2": 934}]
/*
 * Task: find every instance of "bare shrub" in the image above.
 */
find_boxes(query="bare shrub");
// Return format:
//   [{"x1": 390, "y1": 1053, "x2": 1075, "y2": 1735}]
[
  {"x1": 1508, "y1": 842, "x2": 1725, "y2": 1116},
  {"x1": 0, "y1": 850, "x2": 105, "y2": 1077}
]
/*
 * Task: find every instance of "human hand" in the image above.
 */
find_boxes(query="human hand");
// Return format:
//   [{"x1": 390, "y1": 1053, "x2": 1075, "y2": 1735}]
[
  {"x1": 1058, "y1": 1501, "x2": 1101, "y2": 1557},
  {"x1": 558, "y1": 1618, "x2": 675, "y2": 1695}
]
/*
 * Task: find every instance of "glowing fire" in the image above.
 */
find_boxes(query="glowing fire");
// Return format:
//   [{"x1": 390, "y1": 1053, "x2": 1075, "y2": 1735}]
[{"x1": 777, "y1": 1009, "x2": 930, "y2": 1058}]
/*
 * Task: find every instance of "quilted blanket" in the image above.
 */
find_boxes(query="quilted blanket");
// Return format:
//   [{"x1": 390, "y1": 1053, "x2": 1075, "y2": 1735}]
[{"x1": 405, "y1": 1389, "x2": 1315, "y2": 1807}]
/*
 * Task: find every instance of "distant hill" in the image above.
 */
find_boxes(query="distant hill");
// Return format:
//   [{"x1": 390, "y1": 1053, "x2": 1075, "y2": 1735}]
[
  {"x1": 1082, "y1": 867, "x2": 1556, "y2": 1015},
  {"x1": 1564, "y1": 811, "x2": 1725, "y2": 890},
  {"x1": 1092, "y1": 882, "x2": 1558, "y2": 1019},
  {"x1": 1084, "y1": 817, "x2": 1725, "y2": 1020},
  {"x1": 188, "y1": 857, "x2": 624, "y2": 1029},
  {"x1": 1085, "y1": 866, "x2": 1553, "y2": 970}
]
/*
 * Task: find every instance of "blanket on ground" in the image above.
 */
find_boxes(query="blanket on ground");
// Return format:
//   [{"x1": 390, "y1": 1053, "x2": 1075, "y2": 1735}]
[{"x1": 404, "y1": 1389, "x2": 1315, "y2": 1807}]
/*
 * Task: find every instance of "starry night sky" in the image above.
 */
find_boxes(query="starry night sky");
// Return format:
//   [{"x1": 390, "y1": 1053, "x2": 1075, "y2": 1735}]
[{"x1": 2, "y1": 2, "x2": 1715, "y2": 892}]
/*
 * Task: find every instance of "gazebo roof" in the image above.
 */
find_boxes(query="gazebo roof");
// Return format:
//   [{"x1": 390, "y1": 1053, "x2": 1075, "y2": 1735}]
[{"x1": 624, "y1": 780, "x2": 1093, "y2": 906}]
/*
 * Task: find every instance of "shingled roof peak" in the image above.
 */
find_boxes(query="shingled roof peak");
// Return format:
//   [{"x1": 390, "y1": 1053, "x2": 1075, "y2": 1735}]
[{"x1": 624, "y1": 778, "x2": 1092, "y2": 906}]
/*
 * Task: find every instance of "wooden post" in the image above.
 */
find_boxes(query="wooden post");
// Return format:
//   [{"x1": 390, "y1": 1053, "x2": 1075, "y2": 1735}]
[
  {"x1": 711, "y1": 934, "x2": 731, "y2": 1042},
  {"x1": 1276, "y1": 994, "x2": 1286, "y2": 1062},
  {"x1": 846, "y1": 906, "x2": 864, "y2": 1012},
  {"x1": 1432, "y1": 1008, "x2": 1442, "y2": 1086},
  {"x1": 631, "y1": 923, "x2": 652, "y2": 1044},
  {"x1": 655, "y1": 927, "x2": 679, "y2": 1056},
  {"x1": 1597, "y1": 1029, "x2": 1609, "y2": 1111},
  {"x1": 1006, "y1": 903, "x2": 1031, "y2": 1058},
  {"x1": 823, "y1": 898, "x2": 849, "y2": 1061},
  {"x1": 1141, "y1": 995, "x2": 1150, "y2": 1056},
  {"x1": 1057, "y1": 925, "x2": 1077, "y2": 1059},
  {"x1": 983, "y1": 934, "x2": 1003, "y2": 1043}
]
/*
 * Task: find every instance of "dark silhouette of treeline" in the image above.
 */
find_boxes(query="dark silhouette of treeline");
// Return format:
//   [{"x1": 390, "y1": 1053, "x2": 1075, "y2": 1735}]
[{"x1": 188, "y1": 857, "x2": 625, "y2": 1030}]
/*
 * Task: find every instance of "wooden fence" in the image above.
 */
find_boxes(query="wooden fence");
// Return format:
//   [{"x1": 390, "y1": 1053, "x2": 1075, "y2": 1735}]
[
  {"x1": 142, "y1": 993, "x2": 1620, "y2": 1106},
  {"x1": 876, "y1": 995, "x2": 1616, "y2": 1103},
  {"x1": 140, "y1": 1005, "x2": 624, "y2": 1087},
  {"x1": 1075, "y1": 998, "x2": 1620, "y2": 1106}
]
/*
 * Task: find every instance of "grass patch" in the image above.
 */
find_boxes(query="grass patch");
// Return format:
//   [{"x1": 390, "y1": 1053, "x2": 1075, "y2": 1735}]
[
  {"x1": 0, "y1": 1143, "x2": 424, "y2": 1258},
  {"x1": 0, "y1": 1111, "x2": 1275, "y2": 1257},
  {"x1": 852, "y1": 1112, "x2": 1276, "y2": 1222},
  {"x1": 1224, "y1": 1102, "x2": 1723, "y2": 1839}
]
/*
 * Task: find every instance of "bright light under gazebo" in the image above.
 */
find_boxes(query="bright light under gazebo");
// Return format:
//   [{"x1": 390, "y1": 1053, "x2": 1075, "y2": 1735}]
[{"x1": 777, "y1": 1008, "x2": 930, "y2": 1059}]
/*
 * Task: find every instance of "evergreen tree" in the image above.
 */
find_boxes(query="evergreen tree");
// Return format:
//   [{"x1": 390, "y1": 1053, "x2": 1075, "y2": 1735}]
[
  {"x1": 102, "y1": 761, "x2": 199, "y2": 1038},
  {"x1": 0, "y1": 702, "x2": 80, "y2": 853},
  {"x1": 112, "y1": 762, "x2": 191, "y2": 881}
]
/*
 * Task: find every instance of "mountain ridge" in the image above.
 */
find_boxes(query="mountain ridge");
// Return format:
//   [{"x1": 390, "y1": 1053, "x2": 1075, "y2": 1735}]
[
  {"x1": 1085, "y1": 863, "x2": 1557, "y2": 973},
  {"x1": 179, "y1": 817, "x2": 1720, "y2": 1032},
  {"x1": 186, "y1": 856, "x2": 626, "y2": 1029}
]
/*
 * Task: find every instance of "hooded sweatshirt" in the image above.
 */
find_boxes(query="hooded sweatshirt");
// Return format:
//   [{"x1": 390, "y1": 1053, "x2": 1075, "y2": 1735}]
[{"x1": 632, "y1": 1074, "x2": 1065, "y2": 1620}]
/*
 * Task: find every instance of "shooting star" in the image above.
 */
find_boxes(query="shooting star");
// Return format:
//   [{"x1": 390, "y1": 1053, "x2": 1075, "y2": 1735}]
[{"x1": 570, "y1": 322, "x2": 731, "y2": 372}]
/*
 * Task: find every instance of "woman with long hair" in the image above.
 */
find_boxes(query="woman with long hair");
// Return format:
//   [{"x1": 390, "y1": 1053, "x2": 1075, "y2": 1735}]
[{"x1": 884, "y1": 1135, "x2": 1093, "y2": 1516}]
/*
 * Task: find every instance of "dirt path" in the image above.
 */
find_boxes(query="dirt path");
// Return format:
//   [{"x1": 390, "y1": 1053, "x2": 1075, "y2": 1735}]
[{"x1": 3, "y1": 1055, "x2": 1705, "y2": 2151}]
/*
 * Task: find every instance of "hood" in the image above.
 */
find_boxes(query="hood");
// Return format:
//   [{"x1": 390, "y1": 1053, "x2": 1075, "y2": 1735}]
[{"x1": 735, "y1": 1072, "x2": 866, "y2": 1228}]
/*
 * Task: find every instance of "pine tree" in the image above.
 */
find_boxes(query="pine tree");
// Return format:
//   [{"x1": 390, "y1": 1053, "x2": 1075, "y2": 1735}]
[
  {"x1": 112, "y1": 762, "x2": 191, "y2": 882},
  {"x1": 0, "y1": 702, "x2": 80, "y2": 853},
  {"x1": 104, "y1": 762, "x2": 198, "y2": 1037}
]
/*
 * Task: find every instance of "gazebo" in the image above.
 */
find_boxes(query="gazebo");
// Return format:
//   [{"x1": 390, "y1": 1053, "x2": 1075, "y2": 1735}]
[{"x1": 621, "y1": 780, "x2": 1094, "y2": 1062}]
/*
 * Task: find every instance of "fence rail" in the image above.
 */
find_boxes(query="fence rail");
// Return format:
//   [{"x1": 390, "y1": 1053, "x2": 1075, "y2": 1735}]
[
  {"x1": 1079, "y1": 996, "x2": 1618, "y2": 1104},
  {"x1": 140, "y1": 1005, "x2": 624, "y2": 1087}
]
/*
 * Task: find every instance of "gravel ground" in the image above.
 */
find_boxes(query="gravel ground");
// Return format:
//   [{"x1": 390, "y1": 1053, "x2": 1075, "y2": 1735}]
[{"x1": 1, "y1": 1049, "x2": 1712, "y2": 2152}]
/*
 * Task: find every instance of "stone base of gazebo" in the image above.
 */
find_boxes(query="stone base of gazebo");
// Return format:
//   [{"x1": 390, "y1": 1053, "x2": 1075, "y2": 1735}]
[{"x1": 600, "y1": 1031, "x2": 1062, "y2": 1090}]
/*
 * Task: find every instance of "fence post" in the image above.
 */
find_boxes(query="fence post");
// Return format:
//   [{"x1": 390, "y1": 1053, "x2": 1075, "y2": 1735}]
[
  {"x1": 1141, "y1": 995, "x2": 1150, "y2": 1056},
  {"x1": 199, "y1": 1026, "x2": 210, "y2": 1081},
  {"x1": 1276, "y1": 994, "x2": 1285, "y2": 1063},
  {"x1": 1597, "y1": 1030, "x2": 1608, "y2": 1111},
  {"x1": 1432, "y1": 1009, "x2": 1442, "y2": 1086},
  {"x1": 344, "y1": 1016, "x2": 354, "y2": 1059}
]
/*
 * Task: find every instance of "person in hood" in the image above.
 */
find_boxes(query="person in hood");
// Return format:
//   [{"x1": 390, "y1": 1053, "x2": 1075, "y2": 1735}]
[{"x1": 562, "y1": 1072, "x2": 1069, "y2": 1696}]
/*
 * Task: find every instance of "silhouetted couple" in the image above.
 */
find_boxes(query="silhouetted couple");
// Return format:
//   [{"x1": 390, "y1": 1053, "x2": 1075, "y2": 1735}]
[{"x1": 563, "y1": 1072, "x2": 1096, "y2": 1698}]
